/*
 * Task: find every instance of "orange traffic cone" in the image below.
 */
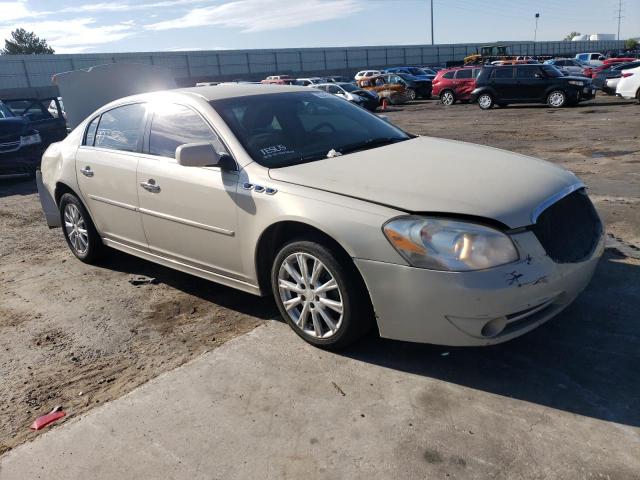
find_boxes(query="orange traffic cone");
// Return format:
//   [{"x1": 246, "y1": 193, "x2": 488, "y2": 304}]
[{"x1": 381, "y1": 98, "x2": 388, "y2": 110}]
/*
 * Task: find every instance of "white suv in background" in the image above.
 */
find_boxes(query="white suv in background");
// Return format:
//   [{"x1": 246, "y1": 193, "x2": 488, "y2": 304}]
[
  {"x1": 615, "y1": 66, "x2": 640, "y2": 102},
  {"x1": 354, "y1": 70, "x2": 381, "y2": 81}
]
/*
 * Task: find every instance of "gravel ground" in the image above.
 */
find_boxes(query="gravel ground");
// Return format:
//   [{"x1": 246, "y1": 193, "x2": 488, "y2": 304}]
[{"x1": 1, "y1": 93, "x2": 638, "y2": 455}]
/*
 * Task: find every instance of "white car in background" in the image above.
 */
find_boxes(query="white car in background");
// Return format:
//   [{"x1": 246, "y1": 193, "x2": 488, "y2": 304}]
[
  {"x1": 294, "y1": 77, "x2": 326, "y2": 86},
  {"x1": 354, "y1": 70, "x2": 382, "y2": 81},
  {"x1": 575, "y1": 53, "x2": 605, "y2": 67},
  {"x1": 615, "y1": 66, "x2": 640, "y2": 101}
]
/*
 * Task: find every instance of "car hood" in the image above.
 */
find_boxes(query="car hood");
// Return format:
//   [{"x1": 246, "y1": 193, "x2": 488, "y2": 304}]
[{"x1": 268, "y1": 137, "x2": 581, "y2": 229}]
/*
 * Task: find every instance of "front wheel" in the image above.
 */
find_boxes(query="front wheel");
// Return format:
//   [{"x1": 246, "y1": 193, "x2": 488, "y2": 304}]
[
  {"x1": 477, "y1": 93, "x2": 494, "y2": 110},
  {"x1": 406, "y1": 88, "x2": 416, "y2": 101},
  {"x1": 271, "y1": 240, "x2": 373, "y2": 349},
  {"x1": 59, "y1": 193, "x2": 103, "y2": 263},
  {"x1": 547, "y1": 90, "x2": 566, "y2": 108}
]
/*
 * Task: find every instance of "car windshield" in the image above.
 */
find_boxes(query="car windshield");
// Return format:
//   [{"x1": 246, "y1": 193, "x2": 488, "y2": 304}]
[
  {"x1": 542, "y1": 65, "x2": 564, "y2": 77},
  {"x1": 0, "y1": 102, "x2": 16, "y2": 119},
  {"x1": 340, "y1": 83, "x2": 359, "y2": 92},
  {"x1": 211, "y1": 91, "x2": 410, "y2": 168}
]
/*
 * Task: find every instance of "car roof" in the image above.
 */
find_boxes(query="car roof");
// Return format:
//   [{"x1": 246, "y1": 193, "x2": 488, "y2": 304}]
[{"x1": 100, "y1": 84, "x2": 312, "y2": 109}]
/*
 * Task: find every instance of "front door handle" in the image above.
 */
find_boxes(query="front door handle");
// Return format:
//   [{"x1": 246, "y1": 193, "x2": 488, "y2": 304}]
[
  {"x1": 140, "y1": 179, "x2": 160, "y2": 193},
  {"x1": 80, "y1": 166, "x2": 94, "y2": 177}
]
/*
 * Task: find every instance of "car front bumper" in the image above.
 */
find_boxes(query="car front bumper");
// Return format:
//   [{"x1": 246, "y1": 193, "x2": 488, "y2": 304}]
[{"x1": 354, "y1": 230, "x2": 604, "y2": 346}]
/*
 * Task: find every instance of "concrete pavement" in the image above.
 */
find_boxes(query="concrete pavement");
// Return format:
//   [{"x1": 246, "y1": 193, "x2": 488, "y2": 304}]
[{"x1": 2, "y1": 281, "x2": 639, "y2": 480}]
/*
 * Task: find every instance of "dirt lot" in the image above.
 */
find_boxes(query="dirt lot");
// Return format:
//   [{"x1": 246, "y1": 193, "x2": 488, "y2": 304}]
[{"x1": 1, "y1": 94, "x2": 639, "y2": 455}]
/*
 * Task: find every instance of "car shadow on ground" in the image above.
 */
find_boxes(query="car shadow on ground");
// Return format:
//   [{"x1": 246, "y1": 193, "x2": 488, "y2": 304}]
[
  {"x1": 342, "y1": 251, "x2": 640, "y2": 428},
  {"x1": 97, "y1": 249, "x2": 278, "y2": 321},
  {"x1": 0, "y1": 177, "x2": 37, "y2": 199}
]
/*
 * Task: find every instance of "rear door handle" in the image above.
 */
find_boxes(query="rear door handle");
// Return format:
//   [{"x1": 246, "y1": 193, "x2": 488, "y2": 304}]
[
  {"x1": 140, "y1": 179, "x2": 160, "y2": 193},
  {"x1": 80, "y1": 166, "x2": 94, "y2": 177}
]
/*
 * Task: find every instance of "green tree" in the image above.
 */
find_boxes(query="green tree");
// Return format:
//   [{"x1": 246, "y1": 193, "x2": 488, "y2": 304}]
[
  {"x1": 563, "y1": 31, "x2": 581, "y2": 41},
  {"x1": 625, "y1": 38, "x2": 638, "y2": 50},
  {"x1": 1, "y1": 28, "x2": 54, "y2": 55}
]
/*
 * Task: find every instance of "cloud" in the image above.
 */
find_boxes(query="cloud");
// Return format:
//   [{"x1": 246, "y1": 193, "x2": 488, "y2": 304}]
[
  {"x1": 0, "y1": 0, "x2": 43, "y2": 21},
  {"x1": 146, "y1": 0, "x2": 365, "y2": 33},
  {"x1": 58, "y1": 0, "x2": 209, "y2": 13},
  {"x1": 0, "y1": 18, "x2": 135, "y2": 53}
]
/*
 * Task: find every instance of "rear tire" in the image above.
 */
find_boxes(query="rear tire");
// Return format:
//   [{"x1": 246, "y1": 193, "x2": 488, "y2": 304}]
[
  {"x1": 478, "y1": 93, "x2": 494, "y2": 110},
  {"x1": 271, "y1": 240, "x2": 373, "y2": 350},
  {"x1": 440, "y1": 90, "x2": 456, "y2": 106},
  {"x1": 636, "y1": 88, "x2": 640, "y2": 104},
  {"x1": 59, "y1": 193, "x2": 103, "y2": 264},
  {"x1": 547, "y1": 90, "x2": 566, "y2": 108}
]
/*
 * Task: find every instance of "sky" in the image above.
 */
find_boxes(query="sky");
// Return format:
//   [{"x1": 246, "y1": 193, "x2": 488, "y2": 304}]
[{"x1": 0, "y1": 0, "x2": 638, "y2": 54}]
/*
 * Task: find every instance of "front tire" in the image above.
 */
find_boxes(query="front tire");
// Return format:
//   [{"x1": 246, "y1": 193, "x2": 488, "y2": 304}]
[
  {"x1": 406, "y1": 88, "x2": 416, "y2": 101},
  {"x1": 271, "y1": 240, "x2": 373, "y2": 350},
  {"x1": 547, "y1": 90, "x2": 566, "y2": 108},
  {"x1": 59, "y1": 193, "x2": 103, "y2": 263},
  {"x1": 478, "y1": 93, "x2": 494, "y2": 110}
]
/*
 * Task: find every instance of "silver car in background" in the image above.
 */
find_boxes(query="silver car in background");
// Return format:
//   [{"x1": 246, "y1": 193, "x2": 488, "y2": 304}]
[{"x1": 37, "y1": 84, "x2": 604, "y2": 349}]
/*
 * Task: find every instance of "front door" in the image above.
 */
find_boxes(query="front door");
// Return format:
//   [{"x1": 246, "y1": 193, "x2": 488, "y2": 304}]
[
  {"x1": 515, "y1": 66, "x2": 547, "y2": 101},
  {"x1": 136, "y1": 103, "x2": 243, "y2": 280},
  {"x1": 75, "y1": 103, "x2": 148, "y2": 250}
]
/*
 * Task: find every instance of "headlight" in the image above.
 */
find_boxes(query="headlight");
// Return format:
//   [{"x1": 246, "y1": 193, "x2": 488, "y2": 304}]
[
  {"x1": 383, "y1": 216, "x2": 519, "y2": 271},
  {"x1": 20, "y1": 133, "x2": 42, "y2": 146},
  {"x1": 568, "y1": 80, "x2": 584, "y2": 86}
]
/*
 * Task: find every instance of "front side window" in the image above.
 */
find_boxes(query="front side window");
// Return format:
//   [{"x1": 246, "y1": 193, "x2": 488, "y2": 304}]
[
  {"x1": 211, "y1": 91, "x2": 409, "y2": 168},
  {"x1": 516, "y1": 66, "x2": 542, "y2": 78},
  {"x1": 149, "y1": 103, "x2": 224, "y2": 159},
  {"x1": 94, "y1": 103, "x2": 146, "y2": 152},
  {"x1": 541, "y1": 65, "x2": 564, "y2": 78}
]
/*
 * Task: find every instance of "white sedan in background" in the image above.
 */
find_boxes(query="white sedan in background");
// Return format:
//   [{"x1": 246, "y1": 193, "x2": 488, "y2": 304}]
[{"x1": 615, "y1": 66, "x2": 640, "y2": 102}]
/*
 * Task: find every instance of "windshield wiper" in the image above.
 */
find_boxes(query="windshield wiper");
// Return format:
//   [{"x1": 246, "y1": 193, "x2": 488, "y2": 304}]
[{"x1": 338, "y1": 137, "x2": 406, "y2": 155}]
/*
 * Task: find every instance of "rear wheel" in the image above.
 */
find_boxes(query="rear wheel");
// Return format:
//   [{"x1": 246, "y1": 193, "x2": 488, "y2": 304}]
[
  {"x1": 440, "y1": 90, "x2": 456, "y2": 106},
  {"x1": 59, "y1": 193, "x2": 103, "y2": 263},
  {"x1": 636, "y1": 88, "x2": 640, "y2": 104},
  {"x1": 547, "y1": 90, "x2": 566, "y2": 108},
  {"x1": 478, "y1": 93, "x2": 494, "y2": 110},
  {"x1": 271, "y1": 240, "x2": 373, "y2": 350}
]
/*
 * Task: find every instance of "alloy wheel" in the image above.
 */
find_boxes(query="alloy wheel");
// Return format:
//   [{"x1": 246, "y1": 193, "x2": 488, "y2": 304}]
[
  {"x1": 478, "y1": 94, "x2": 493, "y2": 109},
  {"x1": 441, "y1": 91, "x2": 454, "y2": 106},
  {"x1": 64, "y1": 203, "x2": 89, "y2": 255},
  {"x1": 277, "y1": 252, "x2": 344, "y2": 339},
  {"x1": 548, "y1": 91, "x2": 565, "y2": 107}
]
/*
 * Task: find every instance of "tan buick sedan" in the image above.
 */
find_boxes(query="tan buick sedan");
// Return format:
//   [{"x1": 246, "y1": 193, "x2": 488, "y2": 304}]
[{"x1": 37, "y1": 84, "x2": 604, "y2": 349}]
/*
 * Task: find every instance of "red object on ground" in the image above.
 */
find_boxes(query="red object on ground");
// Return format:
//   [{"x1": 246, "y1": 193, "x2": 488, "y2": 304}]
[
  {"x1": 381, "y1": 98, "x2": 388, "y2": 110},
  {"x1": 30, "y1": 410, "x2": 66, "y2": 430}
]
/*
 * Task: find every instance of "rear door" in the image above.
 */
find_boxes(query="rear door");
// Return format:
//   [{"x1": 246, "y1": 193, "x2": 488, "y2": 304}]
[
  {"x1": 490, "y1": 67, "x2": 516, "y2": 100},
  {"x1": 453, "y1": 68, "x2": 474, "y2": 98},
  {"x1": 136, "y1": 102, "x2": 243, "y2": 279},
  {"x1": 75, "y1": 103, "x2": 148, "y2": 250}
]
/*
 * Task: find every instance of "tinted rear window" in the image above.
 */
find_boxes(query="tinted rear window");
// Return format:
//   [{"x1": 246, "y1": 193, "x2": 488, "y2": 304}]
[
  {"x1": 443, "y1": 71, "x2": 454, "y2": 79},
  {"x1": 455, "y1": 69, "x2": 472, "y2": 79}
]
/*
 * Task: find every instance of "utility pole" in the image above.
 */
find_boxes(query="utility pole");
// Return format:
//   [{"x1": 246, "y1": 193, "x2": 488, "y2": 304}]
[
  {"x1": 617, "y1": 0, "x2": 622, "y2": 40},
  {"x1": 430, "y1": 0, "x2": 434, "y2": 45},
  {"x1": 533, "y1": 13, "x2": 540, "y2": 42}
]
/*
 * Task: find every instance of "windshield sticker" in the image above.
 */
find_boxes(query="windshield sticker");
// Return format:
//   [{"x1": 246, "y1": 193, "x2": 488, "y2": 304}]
[
  {"x1": 259, "y1": 144, "x2": 295, "y2": 159},
  {"x1": 311, "y1": 91, "x2": 332, "y2": 98}
]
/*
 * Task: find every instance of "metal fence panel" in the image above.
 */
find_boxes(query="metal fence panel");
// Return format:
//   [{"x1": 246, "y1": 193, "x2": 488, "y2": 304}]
[{"x1": 0, "y1": 39, "x2": 626, "y2": 88}]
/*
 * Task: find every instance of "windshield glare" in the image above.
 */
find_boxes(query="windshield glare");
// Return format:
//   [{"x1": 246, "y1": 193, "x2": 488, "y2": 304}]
[
  {"x1": 340, "y1": 83, "x2": 359, "y2": 92},
  {"x1": 211, "y1": 92, "x2": 409, "y2": 168},
  {"x1": 0, "y1": 102, "x2": 15, "y2": 119}
]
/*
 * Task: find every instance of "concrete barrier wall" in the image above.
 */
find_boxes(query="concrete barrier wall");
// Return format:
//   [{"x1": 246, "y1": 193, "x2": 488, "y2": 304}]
[{"x1": 0, "y1": 40, "x2": 625, "y2": 89}]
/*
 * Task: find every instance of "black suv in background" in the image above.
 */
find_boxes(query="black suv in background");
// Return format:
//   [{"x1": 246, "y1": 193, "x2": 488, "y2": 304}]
[
  {"x1": 470, "y1": 64, "x2": 596, "y2": 109},
  {"x1": 380, "y1": 73, "x2": 432, "y2": 100}
]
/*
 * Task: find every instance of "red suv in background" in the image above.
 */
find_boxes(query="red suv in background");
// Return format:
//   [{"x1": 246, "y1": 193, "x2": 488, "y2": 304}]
[{"x1": 432, "y1": 67, "x2": 481, "y2": 105}]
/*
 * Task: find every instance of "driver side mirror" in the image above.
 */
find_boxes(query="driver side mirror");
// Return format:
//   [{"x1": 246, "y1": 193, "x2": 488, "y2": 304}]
[{"x1": 176, "y1": 143, "x2": 235, "y2": 170}]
